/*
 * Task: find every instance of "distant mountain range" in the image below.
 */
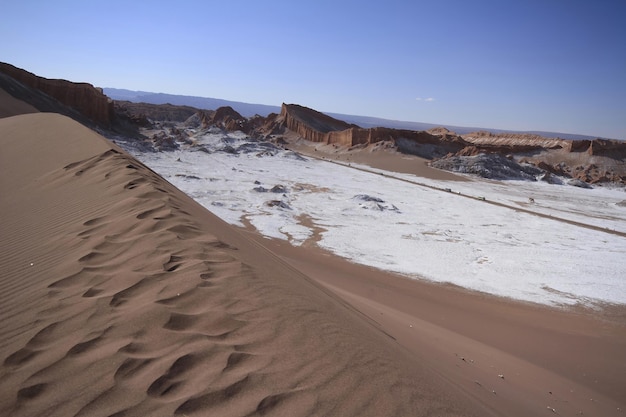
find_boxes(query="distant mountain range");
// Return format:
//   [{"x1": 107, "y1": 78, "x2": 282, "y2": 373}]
[
  {"x1": 104, "y1": 88, "x2": 601, "y2": 141},
  {"x1": 104, "y1": 88, "x2": 280, "y2": 119}
]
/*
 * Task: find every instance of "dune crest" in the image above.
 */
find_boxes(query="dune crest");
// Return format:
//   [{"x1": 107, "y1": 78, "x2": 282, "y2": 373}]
[{"x1": 0, "y1": 113, "x2": 483, "y2": 416}]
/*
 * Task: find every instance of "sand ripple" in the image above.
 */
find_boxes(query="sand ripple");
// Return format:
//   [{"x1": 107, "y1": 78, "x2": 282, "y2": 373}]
[{"x1": 0, "y1": 114, "x2": 474, "y2": 416}]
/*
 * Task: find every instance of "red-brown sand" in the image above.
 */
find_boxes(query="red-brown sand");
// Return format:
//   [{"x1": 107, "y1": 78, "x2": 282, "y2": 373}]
[
  {"x1": 284, "y1": 137, "x2": 466, "y2": 181},
  {"x1": 0, "y1": 88, "x2": 37, "y2": 119},
  {"x1": 256, "y1": 237, "x2": 626, "y2": 417},
  {"x1": 1, "y1": 111, "x2": 625, "y2": 417},
  {"x1": 1, "y1": 113, "x2": 488, "y2": 416}
]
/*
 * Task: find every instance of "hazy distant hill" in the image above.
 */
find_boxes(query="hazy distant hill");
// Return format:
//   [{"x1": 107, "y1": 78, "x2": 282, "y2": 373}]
[
  {"x1": 104, "y1": 88, "x2": 281, "y2": 118},
  {"x1": 104, "y1": 88, "x2": 602, "y2": 141}
]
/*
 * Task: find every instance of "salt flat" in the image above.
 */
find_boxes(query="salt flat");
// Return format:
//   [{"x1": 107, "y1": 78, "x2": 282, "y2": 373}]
[{"x1": 121, "y1": 129, "x2": 626, "y2": 307}]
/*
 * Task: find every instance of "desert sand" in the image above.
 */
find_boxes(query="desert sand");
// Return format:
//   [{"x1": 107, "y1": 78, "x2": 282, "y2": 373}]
[
  {"x1": 0, "y1": 88, "x2": 37, "y2": 119},
  {"x1": 1, "y1": 111, "x2": 625, "y2": 417},
  {"x1": 285, "y1": 136, "x2": 467, "y2": 182}
]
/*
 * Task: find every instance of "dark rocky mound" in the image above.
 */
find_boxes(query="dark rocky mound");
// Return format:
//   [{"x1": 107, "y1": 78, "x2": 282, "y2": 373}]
[
  {"x1": 266, "y1": 200, "x2": 291, "y2": 209},
  {"x1": 353, "y1": 195, "x2": 399, "y2": 212},
  {"x1": 254, "y1": 184, "x2": 288, "y2": 194},
  {"x1": 567, "y1": 179, "x2": 593, "y2": 189},
  {"x1": 354, "y1": 195, "x2": 385, "y2": 203},
  {"x1": 114, "y1": 101, "x2": 199, "y2": 124},
  {"x1": 431, "y1": 153, "x2": 543, "y2": 181}
]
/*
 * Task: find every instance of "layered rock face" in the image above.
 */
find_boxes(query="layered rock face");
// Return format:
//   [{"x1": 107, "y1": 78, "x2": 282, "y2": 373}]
[
  {"x1": 433, "y1": 132, "x2": 626, "y2": 185},
  {"x1": 457, "y1": 131, "x2": 626, "y2": 159},
  {"x1": 460, "y1": 131, "x2": 567, "y2": 153},
  {"x1": 588, "y1": 139, "x2": 626, "y2": 158},
  {"x1": 275, "y1": 104, "x2": 468, "y2": 156},
  {"x1": 279, "y1": 103, "x2": 355, "y2": 143},
  {"x1": 261, "y1": 104, "x2": 626, "y2": 185},
  {"x1": 0, "y1": 62, "x2": 113, "y2": 126}
]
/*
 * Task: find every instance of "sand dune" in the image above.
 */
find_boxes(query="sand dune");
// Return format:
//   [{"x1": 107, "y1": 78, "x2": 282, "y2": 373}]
[
  {"x1": 0, "y1": 88, "x2": 38, "y2": 119},
  {"x1": 1, "y1": 112, "x2": 625, "y2": 417},
  {"x1": 0, "y1": 113, "x2": 487, "y2": 416}
]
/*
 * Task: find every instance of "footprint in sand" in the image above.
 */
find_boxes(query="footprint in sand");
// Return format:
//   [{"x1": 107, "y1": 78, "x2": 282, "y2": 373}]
[
  {"x1": 163, "y1": 311, "x2": 244, "y2": 338},
  {"x1": 16, "y1": 383, "x2": 47, "y2": 401},
  {"x1": 147, "y1": 353, "x2": 207, "y2": 398}
]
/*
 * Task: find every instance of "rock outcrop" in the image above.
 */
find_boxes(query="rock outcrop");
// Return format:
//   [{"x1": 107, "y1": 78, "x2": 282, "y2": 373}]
[
  {"x1": 199, "y1": 106, "x2": 250, "y2": 131},
  {"x1": 0, "y1": 62, "x2": 113, "y2": 126},
  {"x1": 0, "y1": 70, "x2": 92, "y2": 126},
  {"x1": 459, "y1": 131, "x2": 567, "y2": 154},
  {"x1": 114, "y1": 100, "x2": 198, "y2": 124},
  {"x1": 457, "y1": 131, "x2": 626, "y2": 161},
  {"x1": 264, "y1": 104, "x2": 468, "y2": 157},
  {"x1": 255, "y1": 104, "x2": 626, "y2": 185},
  {"x1": 125, "y1": 101, "x2": 625, "y2": 186},
  {"x1": 588, "y1": 139, "x2": 626, "y2": 158},
  {"x1": 278, "y1": 103, "x2": 355, "y2": 142},
  {"x1": 431, "y1": 153, "x2": 543, "y2": 181}
]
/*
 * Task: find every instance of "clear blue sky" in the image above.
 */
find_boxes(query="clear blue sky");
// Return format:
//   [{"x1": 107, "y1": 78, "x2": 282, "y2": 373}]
[{"x1": 2, "y1": 0, "x2": 625, "y2": 138}]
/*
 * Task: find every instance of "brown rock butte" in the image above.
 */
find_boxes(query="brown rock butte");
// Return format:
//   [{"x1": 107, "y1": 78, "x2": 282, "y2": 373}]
[
  {"x1": 275, "y1": 103, "x2": 467, "y2": 151},
  {"x1": 0, "y1": 62, "x2": 113, "y2": 126}
]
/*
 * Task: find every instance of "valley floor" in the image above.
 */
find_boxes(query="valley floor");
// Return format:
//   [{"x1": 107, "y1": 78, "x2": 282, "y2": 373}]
[
  {"x1": 1, "y1": 112, "x2": 625, "y2": 417},
  {"x1": 127, "y1": 129, "x2": 626, "y2": 308},
  {"x1": 123, "y1": 126, "x2": 626, "y2": 416}
]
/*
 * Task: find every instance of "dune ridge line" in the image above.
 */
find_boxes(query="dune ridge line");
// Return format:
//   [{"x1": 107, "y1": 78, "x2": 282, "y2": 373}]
[{"x1": 0, "y1": 113, "x2": 485, "y2": 417}]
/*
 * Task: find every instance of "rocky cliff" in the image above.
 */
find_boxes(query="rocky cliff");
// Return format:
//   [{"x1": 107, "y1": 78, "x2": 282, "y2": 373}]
[
  {"x1": 456, "y1": 130, "x2": 626, "y2": 159},
  {"x1": 0, "y1": 62, "x2": 113, "y2": 126},
  {"x1": 270, "y1": 104, "x2": 468, "y2": 157},
  {"x1": 255, "y1": 104, "x2": 626, "y2": 185},
  {"x1": 278, "y1": 103, "x2": 355, "y2": 143},
  {"x1": 460, "y1": 131, "x2": 567, "y2": 153},
  {"x1": 435, "y1": 133, "x2": 626, "y2": 184}
]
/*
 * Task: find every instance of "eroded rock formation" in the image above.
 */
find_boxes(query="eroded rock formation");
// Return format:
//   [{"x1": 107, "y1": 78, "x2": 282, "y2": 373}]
[
  {"x1": 278, "y1": 103, "x2": 355, "y2": 142},
  {"x1": 263, "y1": 104, "x2": 468, "y2": 158},
  {"x1": 257, "y1": 104, "x2": 626, "y2": 185},
  {"x1": 125, "y1": 101, "x2": 625, "y2": 185},
  {"x1": 0, "y1": 62, "x2": 113, "y2": 126},
  {"x1": 114, "y1": 101, "x2": 198, "y2": 124},
  {"x1": 5, "y1": 60, "x2": 621, "y2": 186}
]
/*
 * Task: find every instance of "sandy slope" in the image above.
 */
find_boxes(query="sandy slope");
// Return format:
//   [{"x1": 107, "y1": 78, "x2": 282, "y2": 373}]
[
  {"x1": 1, "y1": 112, "x2": 625, "y2": 417},
  {"x1": 0, "y1": 113, "x2": 488, "y2": 416},
  {"x1": 0, "y1": 88, "x2": 38, "y2": 118},
  {"x1": 286, "y1": 137, "x2": 466, "y2": 181},
  {"x1": 257, "y1": 237, "x2": 626, "y2": 417}
]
